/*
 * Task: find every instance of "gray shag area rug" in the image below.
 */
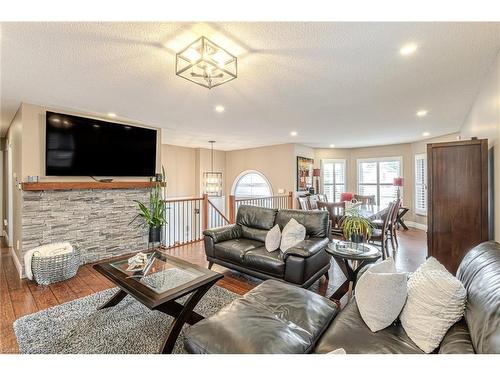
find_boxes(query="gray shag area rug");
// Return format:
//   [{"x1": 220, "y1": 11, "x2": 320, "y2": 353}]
[{"x1": 13, "y1": 269, "x2": 240, "y2": 354}]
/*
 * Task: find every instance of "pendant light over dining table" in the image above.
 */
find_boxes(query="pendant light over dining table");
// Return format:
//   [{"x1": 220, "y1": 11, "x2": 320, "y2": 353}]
[{"x1": 203, "y1": 141, "x2": 223, "y2": 197}]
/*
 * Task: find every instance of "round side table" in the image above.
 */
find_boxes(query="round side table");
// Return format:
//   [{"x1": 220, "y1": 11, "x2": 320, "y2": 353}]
[{"x1": 326, "y1": 240, "x2": 381, "y2": 302}]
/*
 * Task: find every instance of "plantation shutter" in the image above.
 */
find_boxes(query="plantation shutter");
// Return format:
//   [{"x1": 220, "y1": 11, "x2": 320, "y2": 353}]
[{"x1": 415, "y1": 154, "x2": 427, "y2": 214}]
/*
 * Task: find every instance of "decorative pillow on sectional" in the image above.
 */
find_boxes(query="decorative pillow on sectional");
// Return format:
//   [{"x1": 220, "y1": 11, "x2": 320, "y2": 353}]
[
  {"x1": 399, "y1": 257, "x2": 467, "y2": 353},
  {"x1": 265, "y1": 224, "x2": 281, "y2": 252},
  {"x1": 280, "y1": 218, "x2": 306, "y2": 252},
  {"x1": 355, "y1": 258, "x2": 408, "y2": 332}
]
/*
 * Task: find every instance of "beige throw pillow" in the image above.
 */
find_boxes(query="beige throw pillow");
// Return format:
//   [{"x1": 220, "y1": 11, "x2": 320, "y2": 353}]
[
  {"x1": 280, "y1": 218, "x2": 306, "y2": 252},
  {"x1": 265, "y1": 224, "x2": 281, "y2": 252},
  {"x1": 355, "y1": 258, "x2": 408, "y2": 332},
  {"x1": 399, "y1": 257, "x2": 467, "y2": 353}
]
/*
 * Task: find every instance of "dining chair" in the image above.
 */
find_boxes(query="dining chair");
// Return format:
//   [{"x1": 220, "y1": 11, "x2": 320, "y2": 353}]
[
  {"x1": 297, "y1": 196, "x2": 310, "y2": 210},
  {"x1": 308, "y1": 195, "x2": 320, "y2": 210},
  {"x1": 317, "y1": 194, "x2": 328, "y2": 203},
  {"x1": 369, "y1": 201, "x2": 395, "y2": 259},
  {"x1": 354, "y1": 194, "x2": 376, "y2": 210},
  {"x1": 388, "y1": 199, "x2": 402, "y2": 250},
  {"x1": 318, "y1": 201, "x2": 345, "y2": 238}
]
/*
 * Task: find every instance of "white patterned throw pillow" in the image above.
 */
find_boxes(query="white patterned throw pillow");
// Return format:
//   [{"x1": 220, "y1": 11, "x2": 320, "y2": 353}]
[
  {"x1": 280, "y1": 218, "x2": 306, "y2": 252},
  {"x1": 265, "y1": 224, "x2": 281, "y2": 252},
  {"x1": 355, "y1": 258, "x2": 408, "y2": 332},
  {"x1": 399, "y1": 257, "x2": 467, "y2": 353}
]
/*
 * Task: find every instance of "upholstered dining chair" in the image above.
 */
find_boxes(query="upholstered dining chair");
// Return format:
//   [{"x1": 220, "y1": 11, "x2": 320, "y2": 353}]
[
  {"x1": 369, "y1": 201, "x2": 395, "y2": 259},
  {"x1": 340, "y1": 192, "x2": 354, "y2": 202},
  {"x1": 297, "y1": 196, "x2": 310, "y2": 210}
]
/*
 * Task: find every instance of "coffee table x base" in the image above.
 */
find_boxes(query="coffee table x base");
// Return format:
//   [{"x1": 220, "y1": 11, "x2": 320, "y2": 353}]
[
  {"x1": 326, "y1": 241, "x2": 382, "y2": 305},
  {"x1": 329, "y1": 257, "x2": 378, "y2": 302},
  {"x1": 98, "y1": 279, "x2": 218, "y2": 354},
  {"x1": 93, "y1": 251, "x2": 223, "y2": 354}
]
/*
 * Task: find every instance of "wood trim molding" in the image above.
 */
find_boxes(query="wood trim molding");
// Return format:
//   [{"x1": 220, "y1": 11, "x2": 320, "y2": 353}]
[
  {"x1": 22, "y1": 181, "x2": 164, "y2": 191},
  {"x1": 404, "y1": 221, "x2": 427, "y2": 231}
]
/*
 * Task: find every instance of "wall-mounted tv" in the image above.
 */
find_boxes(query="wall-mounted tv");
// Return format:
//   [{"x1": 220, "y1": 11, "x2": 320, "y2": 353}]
[{"x1": 45, "y1": 111, "x2": 157, "y2": 177}]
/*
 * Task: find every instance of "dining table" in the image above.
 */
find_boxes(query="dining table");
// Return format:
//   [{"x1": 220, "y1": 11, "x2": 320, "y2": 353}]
[
  {"x1": 317, "y1": 201, "x2": 409, "y2": 229},
  {"x1": 317, "y1": 202, "x2": 388, "y2": 220}
]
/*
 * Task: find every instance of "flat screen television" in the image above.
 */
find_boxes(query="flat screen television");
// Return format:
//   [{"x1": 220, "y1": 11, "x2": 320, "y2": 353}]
[{"x1": 45, "y1": 111, "x2": 157, "y2": 177}]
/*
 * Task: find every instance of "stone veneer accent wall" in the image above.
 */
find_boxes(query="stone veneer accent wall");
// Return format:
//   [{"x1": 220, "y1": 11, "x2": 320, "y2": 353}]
[{"x1": 22, "y1": 188, "x2": 149, "y2": 267}]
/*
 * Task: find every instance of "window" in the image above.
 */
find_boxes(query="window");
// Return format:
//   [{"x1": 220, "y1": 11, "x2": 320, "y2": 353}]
[
  {"x1": 357, "y1": 157, "x2": 402, "y2": 207},
  {"x1": 232, "y1": 171, "x2": 272, "y2": 198},
  {"x1": 321, "y1": 159, "x2": 346, "y2": 202},
  {"x1": 415, "y1": 153, "x2": 427, "y2": 215}
]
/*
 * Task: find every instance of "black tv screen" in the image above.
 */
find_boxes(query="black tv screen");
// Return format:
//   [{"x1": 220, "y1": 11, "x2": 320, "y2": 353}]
[{"x1": 46, "y1": 111, "x2": 157, "y2": 177}]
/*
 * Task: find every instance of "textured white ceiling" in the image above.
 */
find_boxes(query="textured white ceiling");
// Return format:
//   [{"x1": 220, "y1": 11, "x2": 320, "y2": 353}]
[{"x1": 1, "y1": 22, "x2": 499, "y2": 150}]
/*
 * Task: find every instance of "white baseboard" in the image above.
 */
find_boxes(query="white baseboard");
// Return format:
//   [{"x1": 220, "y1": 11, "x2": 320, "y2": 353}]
[
  {"x1": 405, "y1": 221, "x2": 427, "y2": 231},
  {"x1": 9, "y1": 247, "x2": 24, "y2": 279}
]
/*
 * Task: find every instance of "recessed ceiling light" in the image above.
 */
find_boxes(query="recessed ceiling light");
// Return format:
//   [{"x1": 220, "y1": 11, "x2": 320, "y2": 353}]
[
  {"x1": 329, "y1": 144, "x2": 335, "y2": 148},
  {"x1": 422, "y1": 132, "x2": 430, "y2": 137},
  {"x1": 416, "y1": 109, "x2": 428, "y2": 117},
  {"x1": 290, "y1": 131, "x2": 298, "y2": 136},
  {"x1": 214, "y1": 105, "x2": 225, "y2": 113},
  {"x1": 400, "y1": 43, "x2": 418, "y2": 56},
  {"x1": 107, "y1": 112, "x2": 117, "y2": 118}
]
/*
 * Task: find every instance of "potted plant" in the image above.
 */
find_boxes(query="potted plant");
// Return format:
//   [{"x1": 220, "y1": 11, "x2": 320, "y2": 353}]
[
  {"x1": 131, "y1": 168, "x2": 166, "y2": 245},
  {"x1": 341, "y1": 208, "x2": 373, "y2": 243}
]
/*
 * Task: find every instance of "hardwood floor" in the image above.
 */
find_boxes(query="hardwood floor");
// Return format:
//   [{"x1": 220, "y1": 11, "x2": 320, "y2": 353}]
[{"x1": 0, "y1": 228, "x2": 427, "y2": 354}]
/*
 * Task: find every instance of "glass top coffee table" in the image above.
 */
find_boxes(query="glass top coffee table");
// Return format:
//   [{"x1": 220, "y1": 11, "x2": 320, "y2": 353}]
[{"x1": 93, "y1": 250, "x2": 223, "y2": 353}]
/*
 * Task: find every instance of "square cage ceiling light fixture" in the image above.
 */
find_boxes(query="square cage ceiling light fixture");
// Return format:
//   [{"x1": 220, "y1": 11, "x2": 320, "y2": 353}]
[{"x1": 175, "y1": 36, "x2": 237, "y2": 89}]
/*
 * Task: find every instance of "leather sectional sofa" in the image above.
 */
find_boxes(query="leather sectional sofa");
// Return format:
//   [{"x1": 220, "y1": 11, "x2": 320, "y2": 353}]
[
  {"x1": 203, "y1": 205, "x2": 331, "y2": 288},
  {"x1": 184, "y1": 241, "x2": 500, "y2": 354}
]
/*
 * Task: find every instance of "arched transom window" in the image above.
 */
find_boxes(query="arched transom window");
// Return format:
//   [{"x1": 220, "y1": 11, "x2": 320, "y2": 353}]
[{"x1": 232, "y1": 171, "x2": 272, "y2": 198}]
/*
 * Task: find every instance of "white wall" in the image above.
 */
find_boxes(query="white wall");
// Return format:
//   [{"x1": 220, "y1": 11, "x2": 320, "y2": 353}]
[{"x1": 4, "y1": 107, "x2": 23, "y2": 260}]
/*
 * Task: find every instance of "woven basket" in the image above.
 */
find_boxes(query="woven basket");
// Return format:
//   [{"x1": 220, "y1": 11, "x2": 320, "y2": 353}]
[{"x1": 31, "y1": 247, "x2": 82, "y2": 285}]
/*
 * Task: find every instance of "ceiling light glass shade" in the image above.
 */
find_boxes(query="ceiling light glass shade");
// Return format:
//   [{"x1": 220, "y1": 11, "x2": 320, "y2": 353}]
[
  {"x1": 176, "y1": 37, "x2": 237, "y2": 89},
  {"x1": 203, "y1": 172, "x2": 223, "y2": 197}
]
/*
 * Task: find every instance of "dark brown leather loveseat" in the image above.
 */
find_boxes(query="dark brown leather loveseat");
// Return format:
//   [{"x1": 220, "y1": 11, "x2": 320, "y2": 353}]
[
  {"x1": 203, "y1": 205, "x2": 331, "y2": 288},
  {"x1": 184, "y1": 241, "x2": 500, "y2": 354}
]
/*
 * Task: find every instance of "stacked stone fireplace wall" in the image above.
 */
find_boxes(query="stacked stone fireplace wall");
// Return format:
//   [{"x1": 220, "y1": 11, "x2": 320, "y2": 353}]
[{"x1": 22, "y1": 188, "x2": 150, "y2": 268}]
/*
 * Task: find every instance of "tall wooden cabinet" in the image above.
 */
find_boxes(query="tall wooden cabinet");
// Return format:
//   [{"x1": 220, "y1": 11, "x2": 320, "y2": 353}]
[{"x1": 427, "y1": 139, "x2": 489, "y2": 274}]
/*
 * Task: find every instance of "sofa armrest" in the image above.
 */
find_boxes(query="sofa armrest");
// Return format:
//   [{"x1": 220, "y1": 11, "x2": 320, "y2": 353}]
[
  {"x1": 438, "y1": 319, "x2": 475, "y2": 354},
  {"x1": 281, "y1": 237, "x2": 329, "y2": 259},
  {"x1": 203, "y1": 224, "x2": 242, "y2": 244}
]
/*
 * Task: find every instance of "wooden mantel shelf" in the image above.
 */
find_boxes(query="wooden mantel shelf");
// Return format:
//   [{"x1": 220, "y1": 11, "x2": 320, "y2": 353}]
[{"x1": 22, "y1": 181, "x2": 162, "y2": 191}]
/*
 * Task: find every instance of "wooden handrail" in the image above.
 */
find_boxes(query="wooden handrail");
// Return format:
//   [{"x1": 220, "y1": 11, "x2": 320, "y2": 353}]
[
  {"x1": 229, "y1": 192, "x2": 293, "y2": 224},
  {"x1": 208, "y1": 200, "x2": 230, "y2": 224},
  {"x1": 163, "y1": 196, "x2": 204, "y2": 203},
  {"x1": 235, "y1": 194, "x2": 289, "y2": 202}
]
